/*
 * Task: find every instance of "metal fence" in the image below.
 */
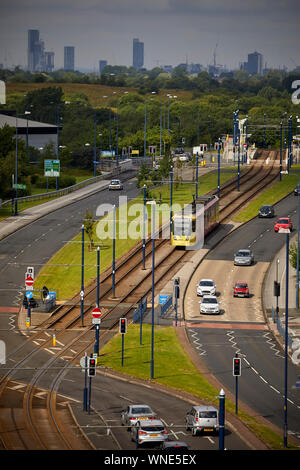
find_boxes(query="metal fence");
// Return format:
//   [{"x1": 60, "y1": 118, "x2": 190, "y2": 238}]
[
  {"x1": 271, "y1": 306, "x2": 293, "y2": 348},
  {"x1": 0, "y1": 168, "x2": 121, "y2": 211}
]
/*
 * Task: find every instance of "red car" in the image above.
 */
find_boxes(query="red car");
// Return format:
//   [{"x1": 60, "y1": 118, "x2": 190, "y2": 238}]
[
  {"x1": 233, "y1": 282, "x2": 249, "y2": 298},
  {"x1": 274, "y1": 217, "x2": 293, "y2": 232}
]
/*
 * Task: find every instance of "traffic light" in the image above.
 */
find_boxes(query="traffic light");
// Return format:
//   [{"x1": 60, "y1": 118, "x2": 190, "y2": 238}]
[
  {"x1": 119, "y1": 318, "x2": 127, "y2": 334},
  {"x1": 233, "y1": 357, "x2": 241, "y2": 376},
  {"x1": 88, "y1": 357, "x2": 96, "y2": 377},
  {"x1": 174, "y1": 278, "x2": 180, "y2": 299},
  {"x1": 274, "y1": 281, "x2": 280, "y2": 297}
]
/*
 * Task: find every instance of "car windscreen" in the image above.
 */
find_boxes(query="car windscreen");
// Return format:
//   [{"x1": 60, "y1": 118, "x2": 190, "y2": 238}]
[
  {"x1": 278, "y1": 219, "x2": 289, "y2": 224},
  {"x1": 235, "y1": 284, "x2": 247, "y2": 289},
  {"x1": 202, "y1": 298, "x2": 217, "y2": 304},
  {"x1": 236, "y1": 251, "x2": 250, "y2": 256},
  {"x1": 198, "y1": 411, "x2": 217, "y2": 418},
  {"x1": 199, "y1": 281, "x2": 213, "y2": 286},
  {"x1": 131, "y1": 407, "x2": 152, "y2": 414}
]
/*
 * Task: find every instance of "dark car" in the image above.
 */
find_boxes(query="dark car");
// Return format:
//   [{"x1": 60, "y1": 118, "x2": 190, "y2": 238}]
[
  {"x1": 294, "y1": 184, "x2": 300, "y2": 196},
  {"x1": 161, "y1": 441, "x2": 189, "y2": 451},
  {"x1": 233, "y1": 282, "x2": 249, "y2": 298},
  {"x1": 258, "y1": 205, "x2": 275, "y2": 218}
]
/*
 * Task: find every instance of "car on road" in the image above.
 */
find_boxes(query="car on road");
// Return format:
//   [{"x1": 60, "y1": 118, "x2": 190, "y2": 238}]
[
  {"x1": 234, "y1": 249, "x2": 254, "y2": 266},
  {"x1": 121, "y1": 404, "x2": 156, "y2": 429},
  {"x1": 108, "y1": 179, "x2": 123, "y2": 190},
  {"x1": 274, "y1": 217, "x2": 293, "y2": 232},
  {"x1": 131, "y1": 419, "x2": 168, "y2": 445},
  {"x1": 233, "y1": 282, "x2": 250, "y2": 298},
  {"x1": 161, "y1": 441, "x2": 189, "y2": 450},
  {"x1": 200, "y1": 295, "x2": 220, "y2": 314},
  {"x1": 197, "y1": 279, "x2": 216, "y2": 296},
  {"x1": 186, "y1": 405, "x2": 219, "y2": 436},
  {"x1": 294, "y1": 184, "x2": 300, "y2": 196},
  {"x1": 258, "y1": 205, "x2": 275, "y2": 218}
]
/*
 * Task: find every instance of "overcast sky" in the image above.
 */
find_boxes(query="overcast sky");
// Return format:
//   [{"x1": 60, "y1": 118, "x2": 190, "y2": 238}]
[{"x1": 1, "y1": 0, "x2": 300, "y2": 71}]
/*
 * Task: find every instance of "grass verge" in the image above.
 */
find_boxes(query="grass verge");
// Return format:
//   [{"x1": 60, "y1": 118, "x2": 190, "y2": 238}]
[{"x1": 234, "y1": 172, "x2": 300, "y2": 223}]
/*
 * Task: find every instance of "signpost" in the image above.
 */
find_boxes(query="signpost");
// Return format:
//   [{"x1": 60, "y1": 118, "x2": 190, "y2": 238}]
[
  {"x1": 25, "y1": 275, "x2": 34, "y2": 288},
  {"x1": 92, "y1": 306, "x2": 102, "y2": 356},
  {"x1": 44, "y1": 159, "x2": 60, "y2": 177}
]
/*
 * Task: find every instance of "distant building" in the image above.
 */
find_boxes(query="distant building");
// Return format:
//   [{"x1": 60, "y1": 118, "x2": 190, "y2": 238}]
[
  {"x1": 99, "y1": 60, "x2": 107, "y2": 74},
  {"x1": 27, "y1": 29, "x2": 54, "y2": 73},
  {"x1": 64, "y1": 47, "x2": 75, "y2": 71},
  {"x1": 133, "y1": 38, "x2": 144, "y2": 69},
  {"x1": 44, "y1": 52, "x2": 55, "y2": 73},
  {"x1": 28, "y1": 29, "x2": 43, "y2": 72},
  {"x1": 242, "y1": 51, "x2": 263, "y2": 75}
]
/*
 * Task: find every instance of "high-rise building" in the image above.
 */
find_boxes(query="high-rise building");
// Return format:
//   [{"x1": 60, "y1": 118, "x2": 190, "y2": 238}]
[
  {"x1": 244, "y1": 51, "x2": 263, "y2": 75},
  {"x1": 28, "y1": 29, "x2": 54, "y2": 72},
  {"x1": 28, "y1": 29, "x2": 41, "y2": 72},
  {"x1": 99, "y1": 60, "x2": 107, "y2": 75},
  {"x1": 44, "y1": 52, "x2": 55, "y2": 73},
  {"x1": 64, "y1": 47, "x2": 75, "y2": 71},
  {"x1": 133, "y1": 38, "x2": 144, "y2": 69}
]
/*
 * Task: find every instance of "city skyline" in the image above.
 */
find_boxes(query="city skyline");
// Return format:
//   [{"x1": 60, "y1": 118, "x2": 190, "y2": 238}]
[{"x1": 0, "y1": 0, "x2": 299, "y2": 72}]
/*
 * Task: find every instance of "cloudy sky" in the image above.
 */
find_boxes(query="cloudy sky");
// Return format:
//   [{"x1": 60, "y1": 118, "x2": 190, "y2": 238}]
[{"x1": 1, "y1": 0, "x2": 300, "y2": 71}]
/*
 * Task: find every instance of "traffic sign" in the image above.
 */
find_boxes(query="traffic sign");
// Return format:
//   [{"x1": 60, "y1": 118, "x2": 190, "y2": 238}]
[
  {"x1": 25, "y1": 275, "x2": 34, "y2": 287},
  {"x1": 26, "y1": 290, "x2": 33, "y2": 299},
  {"x1": 13, "y1": 183, "x2": 26, "y2": 190},
  {"x1": 92, "y1": 306, "x2": 102, "y2": 318}
]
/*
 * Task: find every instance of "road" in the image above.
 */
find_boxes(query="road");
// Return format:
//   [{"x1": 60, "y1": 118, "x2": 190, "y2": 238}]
[{"x1": 184, "y1": 192, "x2": 300, "y2": 441}]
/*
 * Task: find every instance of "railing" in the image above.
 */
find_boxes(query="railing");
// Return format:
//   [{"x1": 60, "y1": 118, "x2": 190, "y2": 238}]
[
  {"x1": 271, "y1": 306, "x2": 293, "y2": 348},
  {"x1": 160, "y1": 295, "x2": 173, "y2": 317},
  {"x1": 133, "y1": 297, "x2": 148, "y2": 323},
  {"x1": 0, "y1": 168, "x2": 121, "y2": 211}
]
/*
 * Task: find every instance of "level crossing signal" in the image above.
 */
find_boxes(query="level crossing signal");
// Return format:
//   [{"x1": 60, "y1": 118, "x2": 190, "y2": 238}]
[
  {"x1": 88, "y1": 357, "x2": 96, "y2": 377},
  {"x1": 233, "y1": 357, "x2": 241, "y2": 376},
  {"x1": 119, "y1": 318, "x2": 127, "y2": 334}
]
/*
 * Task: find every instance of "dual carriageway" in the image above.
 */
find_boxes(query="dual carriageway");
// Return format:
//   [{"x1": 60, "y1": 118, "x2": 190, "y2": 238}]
[{"x1": 0, "y1": 150, "x2": 299, "y2": 450}]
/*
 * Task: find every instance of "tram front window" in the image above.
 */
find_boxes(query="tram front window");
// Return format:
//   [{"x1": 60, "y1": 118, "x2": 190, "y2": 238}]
[{"x1": 173, "y1": 218, "x2": 192, "y2": 236}]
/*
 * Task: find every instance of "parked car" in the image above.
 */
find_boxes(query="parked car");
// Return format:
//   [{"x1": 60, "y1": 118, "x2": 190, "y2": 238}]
[
  {"x1": 108, "y1": 179, "x2": 123, "y2": 190},
  {"x1": 233, "y1": 282, "x2": 250, "y2": 298},
  {"x1": 186, "y1": 406, "x2": 219, "y2": 436},
  {"x1": 258, "y1": 205, "x2": 275, "y2": 218},
  {"x1": 121, "y1": 404, "x2": 156, "y2": 429},
  {"x1": 294, "y1": 184, "x2": 300, "y2": 196},
  {"x1": 197, "y1": 279, "x2": 216, "y2": 296},
  {"x1": 200, "y1": 295, "x2": 220, "y2": 314},
  {"x1": 234, "y1": 249, "x2": 254, "y2": 266},
  {"x1": 274, "y1": 217, "x2": 293, "y2": 232},
  {"x1": 131, "y1": 419, "x2": 168, "y2": 445}
]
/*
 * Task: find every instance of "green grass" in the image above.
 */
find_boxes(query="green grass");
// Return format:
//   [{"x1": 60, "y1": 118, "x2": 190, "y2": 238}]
[
  {"x1": 99, "y1": 324, "x2": 294, "y2": 450},
  {"x1": 234, "y1": 173, "x2": 300, "y2": 223}
]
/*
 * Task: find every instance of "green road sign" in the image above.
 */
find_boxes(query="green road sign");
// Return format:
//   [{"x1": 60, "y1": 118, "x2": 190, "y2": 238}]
[
  {"x1": 44, "y1": 159, "x2": 60, "y2": 177},
  {"x1": 13, "y1": 183, "x2": 26, "y2": 189}
]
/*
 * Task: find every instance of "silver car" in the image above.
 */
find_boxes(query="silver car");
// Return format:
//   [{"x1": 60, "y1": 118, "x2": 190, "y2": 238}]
[
  {"x1": 234, "y1": 249, "x2": 254, "y2": 266},
  {"x1": 121, "y1": 404, "x2": 156, "y2": 429},
  {"x1": 186, "y1": 405, "x2": 219, "y2": 436},
  {"x1": 108, "y1": 179, "x2": 123, "y2": 190},
  {"x1": 131, "y1": 419, "x2": 168, "y2": 445}
]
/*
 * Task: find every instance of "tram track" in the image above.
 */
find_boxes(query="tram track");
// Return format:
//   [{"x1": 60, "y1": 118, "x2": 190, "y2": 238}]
[{"x1": 0, "y1": 149, "x2": 282, "y2": 450}]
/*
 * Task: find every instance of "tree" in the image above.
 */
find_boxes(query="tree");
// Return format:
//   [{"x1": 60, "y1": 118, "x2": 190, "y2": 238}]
[
  {"x1": 290, "y1": 242, "x2": 300, "y2": 270},
  {"x1": 84, "y1": 210, "x2": 94, "y2": 250}
]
